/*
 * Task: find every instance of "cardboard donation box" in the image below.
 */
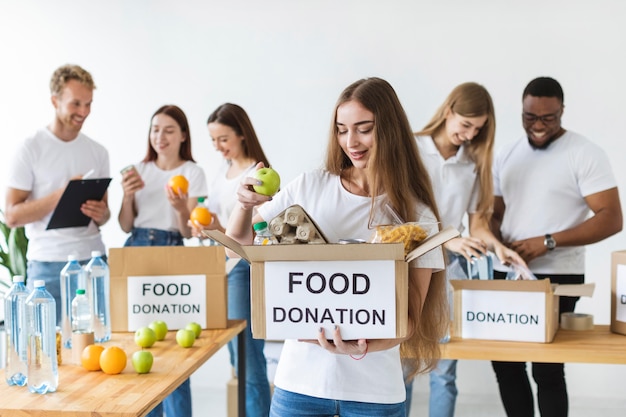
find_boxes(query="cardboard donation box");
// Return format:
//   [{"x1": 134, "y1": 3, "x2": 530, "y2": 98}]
[
  {"x1": 611, "y1": 251, "x2": 626, "y2": 335},
  {"x1": 205, "y1": 226, "x2": 458, "y2": 340},
  {"x1": 451, "y1": 279, "x2": 595, "y2": 343},
  {"x1": 109, "y1": 246, "x2": 227, "y2": 332}
]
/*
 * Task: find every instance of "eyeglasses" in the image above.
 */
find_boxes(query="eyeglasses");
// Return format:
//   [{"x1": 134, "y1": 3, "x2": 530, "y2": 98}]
[{"x1": 522, "y1": 110, "x2": 561, "y2": 125}]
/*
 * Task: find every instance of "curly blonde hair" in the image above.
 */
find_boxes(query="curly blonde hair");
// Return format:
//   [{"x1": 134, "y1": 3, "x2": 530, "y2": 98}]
[{"x1": 49, "y1": 64, "x2": 96, "y2": 96}]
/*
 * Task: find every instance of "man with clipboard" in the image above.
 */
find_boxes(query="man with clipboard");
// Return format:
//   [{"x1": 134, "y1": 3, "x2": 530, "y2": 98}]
[{"x1": 4, "y1": 64, "x2": 111, "y2": 324}]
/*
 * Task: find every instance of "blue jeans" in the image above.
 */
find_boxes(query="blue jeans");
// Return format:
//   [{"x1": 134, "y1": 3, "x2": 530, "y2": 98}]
[
  {"x1": 228, "y1": 259, "x2": 271, "y2": 417},
  {"x1": 270, "y1": 387, "x2": 406, "y2": 417},
  {"x1": 124, "y1": 227, "x2": 183, "y2": 247},
  {"x1": 27, "y1": 257, "x2": 104, "y2": 326},
  {"x1": 125, "y1": 228, "x2": 190, "y2": 417}
]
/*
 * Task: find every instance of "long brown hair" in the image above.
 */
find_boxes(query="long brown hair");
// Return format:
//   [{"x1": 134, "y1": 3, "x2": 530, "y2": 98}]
[
  {"x1": 207, "y1": 103, "x2": 271, "y2": 167},
  {"x1": 143, "y1": 105, "x2": 195, "y2": 163},
  {"x1": 326, "y1": 77, "x2": 447, "y2": 377},
  {"x1": 415, "y1": 82, "x2": 495, "y2": 219}
]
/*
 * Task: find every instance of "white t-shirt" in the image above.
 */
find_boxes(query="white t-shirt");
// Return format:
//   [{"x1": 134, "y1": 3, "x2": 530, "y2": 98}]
[
  {"x1": 257, "y1": 169, "x2": 444, "y2": 404},
  {"x1": 416, "y1": 135, "x2": 480, "y2": 234},
  {"x1": 492, "y1": 131, "x2": 617, "y2": 274},
  {"x1": 7, "y1": 128, "x2": 109, "y2": 261},
  {"x1": 132, "y1": 160, "x2": 207, "y2": 232},
  {"x1": 206, "y1": 160, "x2": 256, "y2": 227}
]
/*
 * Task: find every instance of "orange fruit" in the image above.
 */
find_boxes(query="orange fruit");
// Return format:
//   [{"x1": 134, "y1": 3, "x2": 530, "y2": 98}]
[
  {"x1": 190, "y1": 206, "x2": 213, "y2": 226},
  {"x1": 168, "y1": 175, "x2": 189, "y2": 196},
  {"x1": 99, "y1": 346, "x2": 128, "y2": 375},
  {"x1": 81, "y1": 344, "x2": 105, "y2": 371}
]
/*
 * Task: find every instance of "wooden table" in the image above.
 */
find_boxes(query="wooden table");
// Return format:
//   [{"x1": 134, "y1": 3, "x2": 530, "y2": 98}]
[
  {"x1": 0, "y1": 319, "x2": 247, "y2": 417},
  {"x1": 441, "y1": 325, "x2": 626, "y2": 364}
]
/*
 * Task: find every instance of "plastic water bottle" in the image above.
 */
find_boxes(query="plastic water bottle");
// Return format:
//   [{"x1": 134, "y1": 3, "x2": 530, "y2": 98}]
[
  {"x1": 4, "y1": 275, "x2": 29, "y2": 386},
  {"x1": 26, "y1": 280, "x2": 59, "y2": 394},
  {"x1": 60, "y1": 254, "x2": 86, "y2": 348},
  {"x1": 85, "y1": 251, "x2": 111, "y2": 342},
  {"x1": 253, "y1": 221, "x2": 278, "y2": 246},
  {"x1": 71, "y1": 289, "x2": 91, "y2": 334}
]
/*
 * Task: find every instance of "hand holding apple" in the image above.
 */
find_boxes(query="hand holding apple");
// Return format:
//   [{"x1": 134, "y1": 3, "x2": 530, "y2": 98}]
[{"x1": 253, "y1": 167, "x2": 280, "y2": 196}]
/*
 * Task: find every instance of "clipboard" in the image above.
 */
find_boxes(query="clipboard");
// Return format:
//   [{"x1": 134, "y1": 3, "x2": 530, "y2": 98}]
[{"x1": 46, "y1": 178, "x2": 112, "y2": 230}]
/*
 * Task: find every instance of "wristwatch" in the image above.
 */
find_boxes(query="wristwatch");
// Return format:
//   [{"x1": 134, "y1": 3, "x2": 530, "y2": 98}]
[{"x1": 544, "y1": 234, "x2": 556, "y2": 251}]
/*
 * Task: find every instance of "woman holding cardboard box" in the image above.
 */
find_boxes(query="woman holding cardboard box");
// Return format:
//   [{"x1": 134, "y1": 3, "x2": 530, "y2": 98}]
[
  {"x1": 118, "y1": 104, "x2": 207, "y2": 417},
  {"x1": 225, "y1": 77, "x2": 447, "y2": 416},
  {"x1": 407, "y1": 82, "x2": 526, "y2": 417},
  {"x1": 190, "y1": 103, "x2": 273, "y2": 417}
]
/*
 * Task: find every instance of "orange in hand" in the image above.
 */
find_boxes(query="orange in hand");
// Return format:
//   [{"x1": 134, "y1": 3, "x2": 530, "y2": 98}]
[
  {"x1": 81, "y1": 344, "x2": 105, "y2": 371},
  {"x1": 99, "y1": 346, "x2": 128, "y2": 375},
  {"x1": 168, "y1": 175, "x2": 189, "y2": 196},
  {"x1": 190, "y1": 206, "x2": 213, "y2": 226}
]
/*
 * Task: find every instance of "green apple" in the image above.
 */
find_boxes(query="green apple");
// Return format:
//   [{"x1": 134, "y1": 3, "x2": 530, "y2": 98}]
[
  {"x1": 185, "y1": 322, "x2": 202, "y2": 339},
  {"x1": 131, "y1": 350, "x2": 154, "y2": 374},
  {"x1": 176, "y1": 329, "x2": 196, "y2": 348},
  {"x1": 253, "y1": 167, "x2": 280, "y2": 196},
  {"x1": 149, "y1": 320, "x2": 168, "y2": 341},
  {"x1": 134, "y1": 326, "x2": 157, "y2": 348}
]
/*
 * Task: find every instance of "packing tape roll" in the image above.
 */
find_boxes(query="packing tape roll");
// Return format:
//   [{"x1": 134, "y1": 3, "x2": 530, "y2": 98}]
[{"x1": 560, "y1": 312, "x2": 594, "y2": 331}]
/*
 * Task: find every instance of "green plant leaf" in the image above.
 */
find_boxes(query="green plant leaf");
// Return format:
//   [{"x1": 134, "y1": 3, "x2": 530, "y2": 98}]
[{"x1": 9, "y1": 226, "x2": 28, "y2": 278}]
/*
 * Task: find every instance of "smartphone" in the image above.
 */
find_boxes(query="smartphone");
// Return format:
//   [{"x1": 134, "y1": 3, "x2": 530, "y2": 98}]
[{"x1": 120, "y1": 165, "x2": 137, "y2": 176}]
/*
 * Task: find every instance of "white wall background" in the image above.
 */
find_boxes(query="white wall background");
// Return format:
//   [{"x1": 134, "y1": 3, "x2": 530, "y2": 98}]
[{"x1": 2, "y1": 0, "x2": 626, "y2": 410}]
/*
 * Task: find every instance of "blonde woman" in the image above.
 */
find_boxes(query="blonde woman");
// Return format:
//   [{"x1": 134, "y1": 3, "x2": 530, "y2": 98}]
[
  {"x1": 226, "y1": 77, "x2": 448, "y2": 416},
  {"x1": 407, "y1": 82, "x2": 524, "y2": 417}
]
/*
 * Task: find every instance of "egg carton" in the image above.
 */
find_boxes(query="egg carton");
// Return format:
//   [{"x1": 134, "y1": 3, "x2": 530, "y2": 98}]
[{"x1": 268, "y1": 205, "x2": 328, "y2": 244}]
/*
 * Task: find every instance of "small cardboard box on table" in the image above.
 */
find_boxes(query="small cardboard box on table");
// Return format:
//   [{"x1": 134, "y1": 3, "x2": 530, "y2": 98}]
[
  {"x1": 610, "y1": 250, "x2": 626, "y2": 335},
  {"x1": 205, "y1": 226, "x2": 458, "y2": 340},
  {"x1": 450, "y1": 279, "x2": 595, "y2": 343},
  {"x1": 109, "y1": 246, "x2": 227, "y2": 331}
]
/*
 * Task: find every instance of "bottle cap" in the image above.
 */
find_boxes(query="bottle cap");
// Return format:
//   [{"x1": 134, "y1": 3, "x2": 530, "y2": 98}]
[
  {"x1": 76, "y1": 289, "x2": 86, "y2": 295},
  {"x1": 253, "y1": 221, "x2": 268, "y2": 231},
  {"x1": 12, "y1": 275, "x2": 25, "y2": 283},
  {"x1": 67, "y1": 254, "x2": 78, "y2": 261},
  {"x1": 197, "y1": 196, "x2": 206, "y2": 203},
  {"x1": 91, "y1": 250, "x2": 102, "y2": 258},
  {"x1": 33, "y1": 279, "x2": 46, "y2": 288}
]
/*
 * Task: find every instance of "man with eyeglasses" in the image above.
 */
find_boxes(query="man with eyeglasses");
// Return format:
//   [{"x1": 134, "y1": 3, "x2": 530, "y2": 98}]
[{"x1": 489, "y1": 77, "x2": 623, "y2": 417}]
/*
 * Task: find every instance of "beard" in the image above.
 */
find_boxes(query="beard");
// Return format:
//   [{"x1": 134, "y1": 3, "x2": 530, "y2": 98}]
[{"x1": 527, "y1": 128, "x2": 566, "y2": 150}]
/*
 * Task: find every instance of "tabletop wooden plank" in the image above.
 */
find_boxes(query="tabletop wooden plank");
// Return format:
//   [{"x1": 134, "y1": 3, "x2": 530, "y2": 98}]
[
  {"x1": 441, "y1": 325, "x2": 626, "y2": 364},
  {"x1": 0, "y1": 320, "x2": 246, "y2": 417}
]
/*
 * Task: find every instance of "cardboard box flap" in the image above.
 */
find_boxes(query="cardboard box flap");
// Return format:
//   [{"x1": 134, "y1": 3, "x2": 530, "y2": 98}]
[
  {"x1": 451, "y1": 278, "x2": 552, "y2": 292},
  {"x1": 205, "y1": 225, "x2": 458, "y2": 263},
  {"x1": 552, "y1": 283, "x2": 595, "y2": 297},
  {"x1": 450, "y1": 279, "x2": 595, "y2": 297},
  {"x1": 204, "y1": 230, "x2": 405, "y2": 261},
  {"x1": 405, "y1": 225, "x2": 460, "y2": 263},
  {"x1": 204, "y1": 230, "x2": 251, "y2": 261}
]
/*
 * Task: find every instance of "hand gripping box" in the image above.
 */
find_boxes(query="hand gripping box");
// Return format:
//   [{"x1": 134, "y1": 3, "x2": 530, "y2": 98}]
[
  {"x1": 450, "y1": 279, "x2": 595, "y2": 343},
  {"x1": 109, "y1": 246, "x2": 227, "y2": 332},
  {"x1": 205, "y1": 226, "x2": 459, "y2": 340},
  {"x1": 611, "y1": 251, "x2": 626, "y2": 335}
]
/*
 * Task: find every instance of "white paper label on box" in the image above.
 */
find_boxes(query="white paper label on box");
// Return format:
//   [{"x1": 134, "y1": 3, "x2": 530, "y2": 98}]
[
  {"x1": 127, "y1": 274, "x2": 206, "y2": 330},
  {"x1": 461, "y1": 289, "x2": 547, "y2": 342},
  {"x1": 616, "y1": 265, "x2": 626, "y2": 322},
  {"x1": 264, "y1": 260, "x2": 396, "y2": 340}
]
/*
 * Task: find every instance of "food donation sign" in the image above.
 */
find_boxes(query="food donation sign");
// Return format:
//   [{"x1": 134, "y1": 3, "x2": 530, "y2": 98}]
[
  {"x1": 264, "y1": 260, "x2": 397, "y2": 340},
  {"x1": 127, "y1": 274, "x2": 206, "y2": 330}
]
